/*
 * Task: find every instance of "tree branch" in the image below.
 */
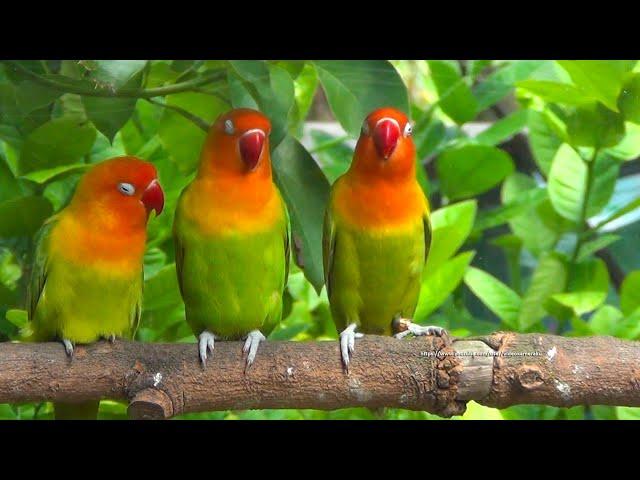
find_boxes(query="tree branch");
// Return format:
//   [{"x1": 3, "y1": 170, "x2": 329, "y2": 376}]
[
  {"x1": 1, "y1": 333, "x2": 639, "y2": 419},
  {"x1": 4, "y1": 61, "x2": 227, "y2": 99}
]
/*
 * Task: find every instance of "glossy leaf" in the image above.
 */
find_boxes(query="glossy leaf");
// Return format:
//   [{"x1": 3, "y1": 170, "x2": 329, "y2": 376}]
[
  {"x1": 415, "y1": 251, "x2": 475, "y2": 320},
  {"x1": 313, "y1": 60, "x2": 409, "y2": 137},
  {"x1": 272, "y1": 135, "x2": 330, "y2": 293},
  {"x1": 425, "y1": 199, "x2": 477, "y2": 275},
  {"x1": 437, "y1": 144, "x2": 514, "y2": 200},
  {"x1": 464, "y1": 267, "x2": 521, "y2": 328},
  {"x1": 18, "y1": 116, "x2": 96, "y2": 175},
  {"x1": 0, "y1": 196, "x2": 52, "y2": 237},
  {"x1": 517, "y1": 252, "x2": 567, "y2": 330},
  {"x1": 427, "y1": 60, "x2": 478, "y2": 124}
]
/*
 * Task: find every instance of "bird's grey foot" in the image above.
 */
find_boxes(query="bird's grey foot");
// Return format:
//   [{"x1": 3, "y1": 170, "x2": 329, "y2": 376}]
[
  {"x1": 339, "y1": 323, "x2": 364, "y2": 372},
  {"x1": 394, "y1": 318, "x2": 448, "y2": 340},
  {"x1": 243, "y1": 330, "x2": 266, "y2": 370},
  {"x1": 108, "y1": 334, "x2": 116, "y2": 344},
  {"x1": 198, "y1": 331, "x2": 216, "y2": 367},
  {"x1": 62, "y1": 339, "x2": 74, "y2": 358}
]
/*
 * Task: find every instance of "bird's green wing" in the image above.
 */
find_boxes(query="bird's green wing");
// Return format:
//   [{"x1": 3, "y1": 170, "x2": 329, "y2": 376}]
[
  {"x1": 280, "y1": 193, "x2": 291, "y2": 283},
  {"x1": 27, "y1": 215, "x2": 58, "y2": 322},
  {"x1": 173, "y1": 191, "x2": 187, "y2": 299},
  {"x1": 322, "y1": 203, "x2": 336, "y2": 297},
  {"x1": 423, "y1": 211, "x2": 432, "y2": 265},
  {"x1": 130, "y1": 271, "x2": 143, "y2": 339}
]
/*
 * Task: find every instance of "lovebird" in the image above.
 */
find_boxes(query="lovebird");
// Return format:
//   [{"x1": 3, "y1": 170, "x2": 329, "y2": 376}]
[
  {"x1": 28, "y1": 156, "x2": 164, "y2": 419},
  {"x1": 323, "y1": 107, "x2": 445, "y2": 370},
  {"x1": 173, "y1": 108, "x2": 290, "y2": 369}
]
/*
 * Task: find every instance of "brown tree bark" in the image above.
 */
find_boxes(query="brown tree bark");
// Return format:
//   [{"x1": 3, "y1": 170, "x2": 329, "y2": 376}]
[{"x1": 1, "y1": 332, "x2": 639, "y2": 419}]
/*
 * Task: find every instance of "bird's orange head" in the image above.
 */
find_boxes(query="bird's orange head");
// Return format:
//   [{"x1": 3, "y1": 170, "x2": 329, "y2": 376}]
[
  {"x1": 70, "y1": 156, "x2": 164, "y2": 231},
  {"x1": 198, "y1": 108, "x2": 273, "y2": 178},
  {"x1": 350, "y1": 107, "x2": 415, "y2": 181}
]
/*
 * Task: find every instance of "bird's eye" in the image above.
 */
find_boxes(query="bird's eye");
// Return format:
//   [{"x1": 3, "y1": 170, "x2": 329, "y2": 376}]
[
  {"x1": 404, "y1": 122, "x2": 413, "y2": 137},
  {"x1": 224, "y1": 119, "x2": 235, "y2": 135},
  {"x1": 361, "y1": 121, "x2": 370, "y2": 136},
  {"x1": 118, "y1": 182, "x2": 136, "y2": 196}
]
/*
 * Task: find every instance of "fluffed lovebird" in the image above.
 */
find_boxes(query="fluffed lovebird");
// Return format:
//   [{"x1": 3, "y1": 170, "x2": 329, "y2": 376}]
[
  {"x1": 173, "y1": 108, "x2": 290, "y2": 369},
  {"x1": 323, "y1": 107, "x2": 445, "y2": 370},
  {"x1": 28, "y1": 156, "x2": 164, "y2": 419}
]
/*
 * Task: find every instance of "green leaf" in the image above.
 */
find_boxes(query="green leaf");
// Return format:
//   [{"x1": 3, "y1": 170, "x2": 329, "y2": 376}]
[
  {"x1": 414, "y1": 116, "x2": 447, "y2": 160},
  {"x1": 589, "y1": 305, "x2": 623, "y2": 335},
  {"x1": 464, "y1": 267, "x2": 521, "y2": 328},
  {"x1": 18, "y1": 116, "x2": 96, "y2": 175},
  {"x1": 517, "y1": 80, "x2": 593, "y2": 105},
  {"x1": 587, "y1": 152, "x2": 621, "y2": 219},
  {"x1": 142, "y1": 263, "x2": 182, "y2": 311},
  {"x1": 558, "y1": 60, "x2": 636, "y2": 112},
  {"x1": 437, "y1": 145, "x2": 514, "y2": 200},
  {"x1": 83, "y1": 94, "x2": 139, "y2": 142},
  {"x1": 21, "y1": 162, "x2": 90, "y2": 184},
  {"x1": 158, "y1": 92, "x2": 227, "y2": 173},
  {"x1": 474, "y1": 187, "x2": 546, "y2": 233},
  {"x1": 501, "y1": 173, "x2": 567, "y2": 255},
  {"x1": 473, "y1": 61, "x2": 547, "y2": 110},
  {"x1": 616, "y1": 407, "x2": 640, "y2": 420},
  {"x1": 621, "y1": 271, "x2": 640, "y2": 316},
  {"x1": 0, "y1": 195, "x2": 52, "y2": 237},
  {"x1": 272, "y1": 135, "x2": 330, "y2": 293},
  {"x1": 594, "y1": 195, "x2": 640, "y2": 230},
  {"x1": 15, "y1": 80, "x2": 62, "y2": 114},
  {"x1": 313, "y1": 60, "x2": 409, "y2": 137},
  {"x1": 552, "y1": 258, "x2": 609, "y2": 315},
  {"x1": 517, "y1": 252, "x2": 567, "y2": 330},
  {"x1": 229, "y1": 61, "x2": 295, "y2": 146},
  {"x1": 527, "y1": 109, "x2": 564, "y2": 176},
  {"x1": 427, "y1": 60, "x2": 478, "y2": 124},
  {"x1": 618, "y1": 73, "x2": 640, "y2": 123},
  {"x1": 85, "y1": 60, "x2": 148, "y2": 91},
  {"x1": 607, "y1": 122, "x2": 640, "y2": 160},
  {"x1": 5, "y1": 309, "x2": 27, "y2": 329},
  {"x1": 566, "y1": 103, "x2": 625, "y2": 149},
  {"x1": 576, "y1": 234, "x2": 621, "y2": 262},
  {"x1": 474, "y1": 109, "x2": 529, "y2": 146},
  {"x1": 425, "y1": 200, "x2": 477, "y2": 275},
  {"x1": 415, "y1": 251, "x2": 475, "y2": 320},
  {"x1": 548, "y1": 144, "x2": 587, "y2": 222},
  {"x1": 0, "y1": 156, "x2": 21, "y2": 203},
  {"x1": 290, "y1": 63, "x2": 319, "y2": 128}
]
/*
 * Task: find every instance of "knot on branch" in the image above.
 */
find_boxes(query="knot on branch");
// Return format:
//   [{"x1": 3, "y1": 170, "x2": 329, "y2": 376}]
[{"x1": 432, "y1": 339, "x2": 466, "y2": 417}]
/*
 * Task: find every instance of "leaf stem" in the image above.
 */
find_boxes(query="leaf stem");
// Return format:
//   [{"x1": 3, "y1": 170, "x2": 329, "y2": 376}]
[
  {"x1": 143, "y1": 98, "x2": 210, "y2": 132},
  {"x1": 4, "y1": 61, "x2": 226, "y2": 99}
]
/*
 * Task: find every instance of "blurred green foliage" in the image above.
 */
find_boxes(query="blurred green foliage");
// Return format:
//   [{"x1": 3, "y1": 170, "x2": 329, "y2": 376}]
[{"x1": 0, "y1": 60, "x2": 639, "y2": 420}]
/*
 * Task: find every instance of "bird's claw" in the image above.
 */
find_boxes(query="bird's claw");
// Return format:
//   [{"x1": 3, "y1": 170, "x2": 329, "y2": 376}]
[
  {"x1": 62, "y1": 339, "x2": 74, "y2": 358},
  {"x1": 198, "y1": 331, "x2": 216, "y2": 367},
  {"x1": 394, "y1": 320, "x2": 448, "y2": 342},
  {"x1": 243, "y1": 330, "x2": 266, "y2": 370},
  {"x1": 339, "y1": 323, "x2": 362, "y2": 372},
  {"x1": 108, "y1": 334, "x2": 116, "y2": 344}
]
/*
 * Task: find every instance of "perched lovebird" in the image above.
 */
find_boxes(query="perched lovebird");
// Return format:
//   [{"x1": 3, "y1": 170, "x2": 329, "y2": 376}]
[
  {"x1": 323, "y1": 107, "x2": 445, "y2": 370},
  {"x1": 173, "y1": 108, "x2": 290, "y2": 369},
  {"x1": 28, "y1": 156, "x2": 164, "y2": 419}
]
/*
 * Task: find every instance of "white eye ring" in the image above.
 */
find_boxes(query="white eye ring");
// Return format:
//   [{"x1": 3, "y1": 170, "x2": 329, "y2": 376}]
[
  {"x1": 118, "y1": 182, "x2": 136, "y2": 196},
  {"x1": 404, "y1": 122, "x2": 413, "y2": 137},
  {"x1": 224, "y1": 119, "x2": 235, "y2": 135},
  {"x1": 361, "y1": 121, "x2": 370, "y2": 135}
]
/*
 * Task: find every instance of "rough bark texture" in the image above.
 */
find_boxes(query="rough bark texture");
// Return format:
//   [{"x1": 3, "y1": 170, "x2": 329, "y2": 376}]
[{"x1": 1, "y1": 332, "x2": 639, "y2": 419}]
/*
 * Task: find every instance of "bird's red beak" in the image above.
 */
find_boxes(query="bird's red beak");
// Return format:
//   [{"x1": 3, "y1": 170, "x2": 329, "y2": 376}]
[
  {"x1": 239, "y1": 129, "x2": 266, "y2": 171},
  {"x1": 141, "y1": 179, "x2": 164, "y2": 217},
  {"x1": 373, "y1": 118, "x2": 400, "y2": 160}
]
